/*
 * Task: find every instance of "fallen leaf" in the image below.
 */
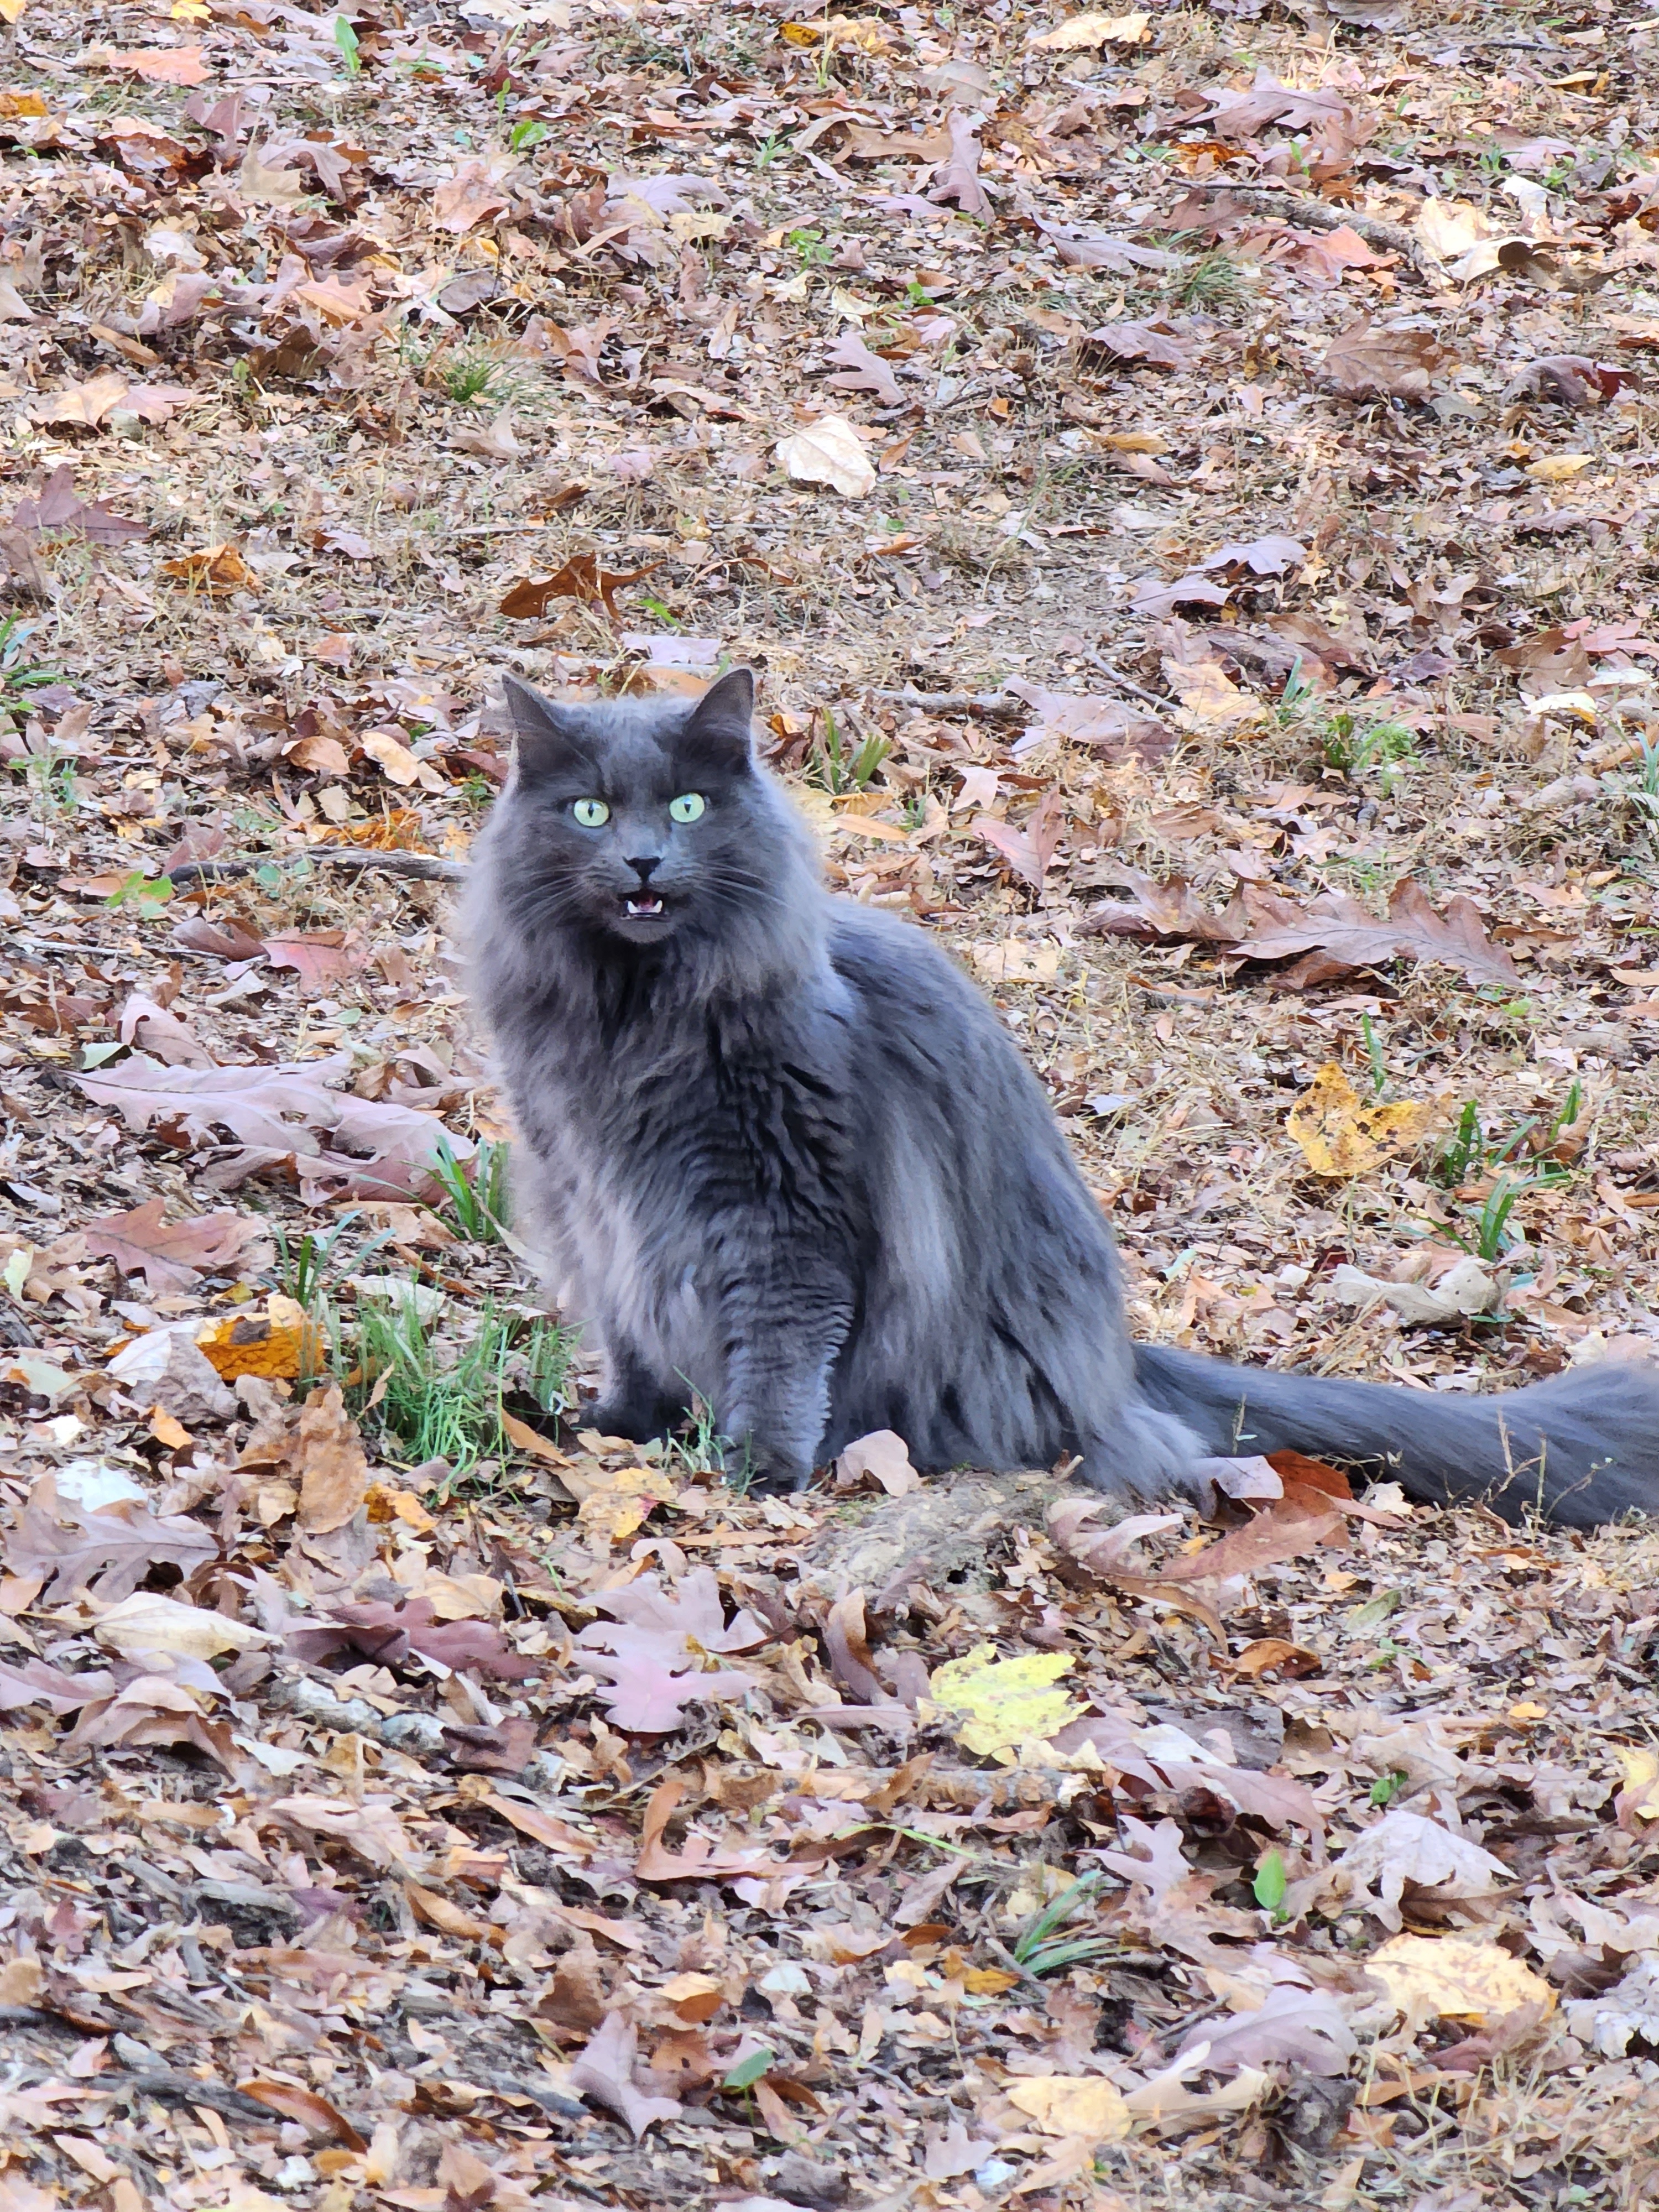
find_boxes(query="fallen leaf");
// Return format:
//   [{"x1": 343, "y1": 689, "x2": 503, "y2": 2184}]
[
  {"x1": 973, "y1": 793, "x2": 1065, "y2": 888},
  {"x1": 967, "y1": 940, "x2": 1062, "y2": 984},
  {"x1": 74, "y1": 1052, "x2": 474, "y2": 1204},
  {"x1": 294, "y1": 1384, "x2": 370, "y2": 1534},
  {"x1": 569, "y1": 2011, "x2": 682, "y2": 2139},
  {"x1": 1322, "y1": 321, "x2": 1449, "y2": 402},
  {"x1": 4, "y1": 1475, "x2": 216, "y2": 1603},
  {"x1": 106, "y1": 1329, "x2": 238, "y2": 1424},
  {"x1": 92, "y1": 45, "x2": 210, "y2": 85},
  {"x1": 1287, "y1": 1063, "x2": 1441, "y2": 1178},
  {"x1": 1006, "y1": 2075, "x2": 1132, "y2": 2141},
  {"x1": 1338, "y1": 1812, "x2": 1513, "y2": 1929},
  {"x1": 1365, "y1": 1933, "x2": 1555, "y2": 2026},
  {"x1": 823, "y1": 330, "x2": 906, "y2": 407},
  {"x1": 1031, "y1": 9, "x2": 1151, "y2": 44},
  {"x1": 776, "y1": 415, "x2": 877, "y2": 499},
  {"x1": 1566, "y1": 1954, "x2": 1659, "y2": 2057},
  {"x1": 236, "y1": 2081, "x2": 367, "y2": 2150},
  {"x1": 160, "y1": 544, "x2": 258, "y2": 595},
  {"x1": 84, "y1": 1198, "x2": 265, "y2": 1295},
  {"x1": 11, "y1": 464, "x2": 147, "y2": 544},
  {"x1": 196, "y1": 1294, "x2": 321, "y2": 1381},
  {"x1": 1202, "y1": 534, "x2": 1306, "y2": 577},
  {"x1": 1328, "y1": 1256, "x2": 1499, "y2": 1325},
  {"x1": 93, "y1": 1591, "x2": 269, "y2": 1663},
  {"x1": 1084, "y1": 320, "x2": 1196, "y2": 369},
  {"x1": 1175, "y1": 1985, "x2": 1356, "y2": 2075},
  {"x1": 266, "y1": 1793, "x2": 415, "y2": 1870},
  {"x1": 927, "y1": 110, "x2": 992, "y2": 219},
  {"x1": 499, "y1": 555, "x2": 658, "y2": 622},
  {"x1": 927, "y1": 1642, "x2": 1081, "y2": 1761},
  {"x1": 836, "y1": 1430, "x2": 920, "y2": 1495}
]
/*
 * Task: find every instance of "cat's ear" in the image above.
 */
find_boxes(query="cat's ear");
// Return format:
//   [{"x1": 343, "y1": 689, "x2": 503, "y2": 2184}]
[
  {"x1": 500, "y1": 674, "x2": 596, "y2": 779},
  {"x1": 681, "y1": 666, "x2": 757, "y2": 771}
]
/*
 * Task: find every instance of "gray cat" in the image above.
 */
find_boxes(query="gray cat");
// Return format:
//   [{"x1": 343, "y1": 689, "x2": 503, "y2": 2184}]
[{"x1": 465, "y1": 669, "x2": 1658, "y2": 1530}]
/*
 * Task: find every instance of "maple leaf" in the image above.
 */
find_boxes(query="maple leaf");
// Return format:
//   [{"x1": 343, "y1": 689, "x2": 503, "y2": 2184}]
[
  {"x1": 499, "y1": 555, "x2": 658, "y2": 622},
  {"x1": 569, "y1": 2011, "x2": 683, "y2": 2140},
  {"x1": 585, "y1": 1567, "x2": 769, "y2": 1654},
  {"x1": 84, "y1": 1197, "x2": 265, "y2": 1295},
  {"x1": 5, "y1": 1474, "x2": 217, "y2": 1603},
  {"x1": 579, "y1": 1645, "x2": 757, "y2": 1733},
  {"x1": 822, "y1": 330, "x2": 906, "y2": 407},
  {"x1": 971, "y1": 794, "x2": 1066, "y2": 889},
  {"x1": 1322, "y1": 320, "x2": 1449, "y2": 402}
]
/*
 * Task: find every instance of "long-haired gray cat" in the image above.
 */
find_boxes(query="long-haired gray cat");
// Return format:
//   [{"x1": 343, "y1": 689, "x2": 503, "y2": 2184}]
[{"x1": 466, "y1": 669, "x2": 1657, "y2": 1529}]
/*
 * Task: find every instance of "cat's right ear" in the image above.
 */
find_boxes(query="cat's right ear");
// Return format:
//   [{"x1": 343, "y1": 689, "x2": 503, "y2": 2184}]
[{"x1": 500, "y1": 675, "x2": 594, "y2": 781}]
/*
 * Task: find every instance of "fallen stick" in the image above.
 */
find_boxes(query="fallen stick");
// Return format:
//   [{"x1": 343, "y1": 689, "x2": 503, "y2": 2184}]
[{"x1": 169, "y1": 846, "x2": 468, "y2": 888}]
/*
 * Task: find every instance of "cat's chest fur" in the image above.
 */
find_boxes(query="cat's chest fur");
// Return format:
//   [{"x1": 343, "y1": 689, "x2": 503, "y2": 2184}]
[{"x1": 506, "y1": 972, "x2": 860, "y2": 1374}]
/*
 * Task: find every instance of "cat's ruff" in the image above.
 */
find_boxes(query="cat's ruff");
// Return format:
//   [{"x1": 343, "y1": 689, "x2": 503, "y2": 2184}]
[{"x1": 466, "y1": 667, "x2": 1658, "y2": 1530}]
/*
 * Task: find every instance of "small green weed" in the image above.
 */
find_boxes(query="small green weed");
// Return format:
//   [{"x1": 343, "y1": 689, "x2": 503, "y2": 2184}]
[
  {"x1": 104, "y1": 871, "x2": 174, "y2": 916},
  {"x1": 807, "y1": 709, "x2": 890, "y2": 794},
  {"x1": 17, "y1": 750, "x2": 80, "y2": 818},
  {"x1": 1369, "y1": 1768, "x2": 1410, "y2": 1808},
  {"x1": 333, "y1": 11, "x2": 361, "y2": 74},
  {"x1": 1165, "y1": 249, "x2": 1248, "y2": 311},
  {"x1": 1013, "y1": 1874, "x2": 1113, "y2": 1976},
  {"x1": 429, "y1": 1135, "x2": 511, "y2": 1245},
  {"x1": 340, "y1": 1291, "x2": 572, "y2": 1477},
  {"x1": 0, "y1": 617, "x2": 60, "y2": 722},
  {"x1": 785, "y1": 226, "x2": 832, "y2": 269},
  {"x1": 1322, "y1": 711, "x2": 1420, "y2": 794},
  {"x1": 1434, "y1": 1081, "x2": 1583, "y2": 1190},
  {"x1": 509, "y1": 117, "x2": 547, "y2": 153},
  {"x1": 752, "y1": 131, "x2": 785, "y2": 170},
  {"x1": 645, "y1": 1392, "x2": 739, "y2": 1482},
  {"x1": 273, "y1": 1211, "x2": 393, "y2": 1311}
]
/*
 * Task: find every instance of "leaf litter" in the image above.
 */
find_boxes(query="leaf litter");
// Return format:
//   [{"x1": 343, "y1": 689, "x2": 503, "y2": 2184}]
[{"x1": 0, "y1": 1, "x2": 1653, "y2": 2209}]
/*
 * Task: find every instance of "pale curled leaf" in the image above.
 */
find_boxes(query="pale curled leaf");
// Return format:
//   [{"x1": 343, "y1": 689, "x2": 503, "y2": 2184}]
[
  {"x1": 775, "y1": 415, "x2": 876, "y2": 498},
  {"x1": 569, "y1": 2011, "x2": 683, "y2": 2138},
  {"x1": 1366, "y1": 1933, "x2": 1555, "y2": 2027}
]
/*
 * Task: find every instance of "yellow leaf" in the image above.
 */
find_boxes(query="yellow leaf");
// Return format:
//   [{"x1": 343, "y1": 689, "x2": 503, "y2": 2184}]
[
  {"x1": 781, "y1": 14, "x2": 894, "y2": 49},
  {"x1": 0, "y1": 0, "x2": 25, "y2": 20},
  {"x1": 1031, "y1": 9, "x2": 1151, "y2": 46},
  {"x1": 962, "y1": 1966, "x2": 1021, "y2": 1995},
  {"x1": 577, "y1": 1492, "x2": 648, "y2": 1543},
  {"x1": 1416, "y1": 196, "x2": 1490, "y2": 259},
  {"x1": 1287, "y1": 1063, "x2": 1438, "y2": 1178},
  {"x1": 1365, "y1": 1934, "x2": 1556, "y2": 2026},
  {"x1": 1615, "y1": 1745, "x2": 1659, "y2": 1819},
  {"x1": 366, "y1": 1485, "x2": 437, "y2": 1534},
  {"x1": 1006, "y1": 2075, "x2": 1133, "y2": 2142},
  {"x1": 1527, "y1": 453, "x2": 1596, "y2": 482},
  {"x1": 1166, "y1": 659, "x2": 1266, "y2": 731},
  {"x1": 197, "y1": 1293, "x2": 319, "y2": 1381},
  {"x1": 928, "y1": 1642, "x2": 1081, "y2": 1762}
]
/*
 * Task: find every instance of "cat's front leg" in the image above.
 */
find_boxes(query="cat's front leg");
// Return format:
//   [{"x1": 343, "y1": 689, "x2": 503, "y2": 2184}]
[
  {"x1": 582, "y1": 1338, "x2": 691, "y2": 1445},
  {"x1": 712, "y1": 1274, "x2": 852, "y2": 1493}
]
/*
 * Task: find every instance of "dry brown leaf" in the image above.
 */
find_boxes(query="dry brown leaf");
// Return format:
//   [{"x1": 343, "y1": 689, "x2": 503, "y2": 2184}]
[
  {"x1": 295, "y1": 1384, "x2": 371, "y2": 1533},
  {"x1": 1322, "y1": 321, "x2": 1449, "y2": 401},
  {"x1": 160, "y1": 543, "x2": 258, "y2": 595},
  {"x1": 499, "y1": 555, "x2": 659, "y2": 621}
]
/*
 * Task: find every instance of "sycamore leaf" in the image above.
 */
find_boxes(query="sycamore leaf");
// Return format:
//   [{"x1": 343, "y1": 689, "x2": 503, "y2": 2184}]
[
  {"x1": 1338, "y1": 1812, "x2": 1512, "y2": 1928},
  {"x1": 84, "y1": 1197, "x2": 265, "y2": 1295},
  {"x1": 1287, "y1": 1063, "x2": 1441, "y2": 1178},
  {"x1": 570, "y1": 2011, "x2": 683, "y2": 2140},
  {"x1": 776, "y1": 415, "x2": 876, "y2": 498},
  {"x1": 928, "y1": 1642, "x2": 1081, "y2": 1761},
  {"x1": 836, "y1": 1428, "x2": 919, "y2": 1494},
  {"x1": 1031, "y1": 9, "x2": 1151, "y2": 45},
  {"x1": 1365, "y1": 1933, "x2": 1555, "y2": 2026},
  {"x1": 93, "y1": 1591, "x2": 270, "y2": 1663},
  {"x1": 1006, "y1": 2075, "x2": 1132, "y2": 2142}
]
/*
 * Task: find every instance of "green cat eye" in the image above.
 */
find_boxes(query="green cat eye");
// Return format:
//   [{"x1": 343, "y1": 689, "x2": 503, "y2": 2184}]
[
  {"x1": 669, "y1": 792, "x2": 706, "y2": 824},
  {"x1": 571, "y1": 799, "x2": 610, "y2": 827}
]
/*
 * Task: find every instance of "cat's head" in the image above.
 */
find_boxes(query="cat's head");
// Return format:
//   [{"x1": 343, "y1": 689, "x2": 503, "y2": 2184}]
[{"x1": 488, "y1": 668, "x2": 817, "y2": 969}]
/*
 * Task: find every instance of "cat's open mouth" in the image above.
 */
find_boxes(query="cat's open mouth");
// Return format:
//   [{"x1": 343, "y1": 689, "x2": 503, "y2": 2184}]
[{"x1": 622, "y1": 894, "x2": 665, "y2": 919}]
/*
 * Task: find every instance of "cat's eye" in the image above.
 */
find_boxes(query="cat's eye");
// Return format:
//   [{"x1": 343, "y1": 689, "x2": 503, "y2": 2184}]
[
  {"x1": 571, "y1": 799, "x2": 610, "y2": 828},
  {"x1": 669, "y1": 792, "x2": 706, "y2": 824}
]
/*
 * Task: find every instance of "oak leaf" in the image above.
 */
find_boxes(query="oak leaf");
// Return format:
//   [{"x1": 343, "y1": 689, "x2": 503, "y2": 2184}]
[
  {"x1": 84, "y1": 1197, "x2": 264, "y2": 1295},
  {"x1": 499, "y1": 555, "x2": 658, "y2": 622},
  {"x1": 6, "y1": 1474, "x2": 217, "y2": 1603}
]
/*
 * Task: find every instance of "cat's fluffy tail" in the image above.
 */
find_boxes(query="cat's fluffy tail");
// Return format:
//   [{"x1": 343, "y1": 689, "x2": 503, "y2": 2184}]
[{"x1": 1133, "y1": 1343, "x2": 1659, "y2": 1528}]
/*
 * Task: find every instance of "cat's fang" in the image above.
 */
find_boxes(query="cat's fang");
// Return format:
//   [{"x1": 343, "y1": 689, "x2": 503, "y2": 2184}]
[{"x1": 624, "y1": 895, "x2": 665, "y2": 918}]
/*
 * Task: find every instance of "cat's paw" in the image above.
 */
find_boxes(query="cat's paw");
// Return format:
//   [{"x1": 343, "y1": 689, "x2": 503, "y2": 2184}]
[{"x1": 579, "y1": 1397, "x2": 669, "y2": 1444}]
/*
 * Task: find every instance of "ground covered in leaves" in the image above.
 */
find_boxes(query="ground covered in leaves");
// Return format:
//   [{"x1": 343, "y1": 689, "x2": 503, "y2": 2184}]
[{"x1": 0, "y1": 0, "x2": 1656, "y2": 2209}]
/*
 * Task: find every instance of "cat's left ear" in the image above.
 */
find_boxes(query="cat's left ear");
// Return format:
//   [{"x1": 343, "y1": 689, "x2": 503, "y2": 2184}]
[
  {"x1": 681, "y1": 667, "x2": 756, "y2": 771},
  {"x1": 500, "y1": 674, "x2": 597, "y2": 780}
]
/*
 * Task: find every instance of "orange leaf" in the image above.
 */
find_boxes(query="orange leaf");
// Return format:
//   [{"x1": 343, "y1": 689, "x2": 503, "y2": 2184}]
[
  {"x1": 160, "y1": 543, "x2": 257, "y2": 596},
  {"x1": 97, "y1": 46, "x2": 210, "y2": 84},
  {"x1": 499, "y1": 555, "x2": 659, "y2": 622}
]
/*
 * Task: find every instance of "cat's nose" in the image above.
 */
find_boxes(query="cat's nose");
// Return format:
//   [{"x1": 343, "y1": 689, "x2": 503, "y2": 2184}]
[{"x1": 626, "y1": 854, "x2": 662, "y2": 884}]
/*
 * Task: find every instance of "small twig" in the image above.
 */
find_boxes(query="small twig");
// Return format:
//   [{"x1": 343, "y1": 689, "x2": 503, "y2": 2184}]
[
  {"x1": 1177, "y1": 179, "x2": 1427, "y2": 272},
  {"x1": 1084, "y1": 653, "x2": 1173, "y2": 714},
  {"x1": 169, "y1": 847, "x2": 468, "y2": 888},
  {"x1": 120, "y1": 2072, "x2": 277, "y2": 2122}
]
